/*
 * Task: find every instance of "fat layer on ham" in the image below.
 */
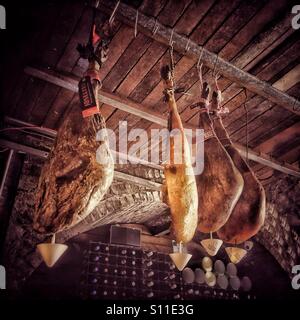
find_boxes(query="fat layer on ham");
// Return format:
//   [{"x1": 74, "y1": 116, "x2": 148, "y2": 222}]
[
  {"x1": 196, "y1": 83, "x2": 244, "y2": 233},
  {"x1": 161, "y1": 66, "x2": 198, "y2": 244}
]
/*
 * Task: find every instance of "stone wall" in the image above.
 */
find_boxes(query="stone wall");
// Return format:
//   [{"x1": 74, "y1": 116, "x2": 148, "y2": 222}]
[
  {"x1": 3, "y1": 156, "x2": 45, "y2": 290},
  {"x1": 3, "y1": 155, "x2": 167, "y2": 290},
  {"x1": 255, "y1": 175, "x2": 300, "y2": 277}
]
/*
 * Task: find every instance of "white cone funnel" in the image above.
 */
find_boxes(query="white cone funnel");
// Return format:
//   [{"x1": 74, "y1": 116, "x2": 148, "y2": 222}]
[
  {"x1": 201, "y1": 232, "x2": 223, "y2": 256},
  {"x1": 225, "y1": 247, "x2": 247, "y2": 264},
  {"x1": 37, "y1": 234, "x2": 68, "y2": 268},
  {"x1": 169, "y1": 253, "x2": 192, "y2": 271},
  {"x1": 169, "y1": 242, "x2": 192, "y2": 271}
]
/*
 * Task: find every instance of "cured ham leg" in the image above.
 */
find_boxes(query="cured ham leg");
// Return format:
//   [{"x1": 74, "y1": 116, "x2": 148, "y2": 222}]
[
  {"x1": 161, "y1": 65, "x2": 198, "y2": 244},
  {"x1": 195, "y1": 82, "x2": 244, "y2": 233},
  {"x1": 211, "y1": 90, "x2": 266, "y2": 244},
  {"x1": 33, "y1": 60, "x2": 114, "y2": 234}
]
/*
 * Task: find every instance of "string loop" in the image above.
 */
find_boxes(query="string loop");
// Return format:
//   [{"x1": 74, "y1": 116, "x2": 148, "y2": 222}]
[{"x1": 243, "y1": 88, "x2": 249, "y2": 164}]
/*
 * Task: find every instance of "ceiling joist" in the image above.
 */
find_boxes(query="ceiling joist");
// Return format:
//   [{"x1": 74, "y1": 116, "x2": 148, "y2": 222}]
[
  {"x1": 96, "y1": 0, "x2": 300, "y2": 116},
  {"x1": 23, "y1": 66, "x2": 300, "y2": 178},
  {"x1": 0, "y1": 138, "x2": 162, "y2": 189}
]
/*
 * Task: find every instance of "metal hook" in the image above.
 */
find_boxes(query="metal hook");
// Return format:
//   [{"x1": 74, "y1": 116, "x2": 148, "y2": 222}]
[
  {"x1": 185, "y1": 38, "x2": 191, "y2": 53},
  {"x1": 152, "y1": 19, "x2": 159, "y2": 35},
  {"x1": 169, "y1": 28, "x2": 174, "y2": 46}
]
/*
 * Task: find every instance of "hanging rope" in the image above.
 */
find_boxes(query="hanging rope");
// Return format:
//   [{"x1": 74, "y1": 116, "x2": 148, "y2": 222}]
[
  {"x1": 198, "y1": 63, "x2": 203, "y2": 93},
  {"x1": 169, "y1": 28, "x2": 174, "y2": 47},
  {"x1": 214, "y1": 72, "x2": 219, "y2": 91},
  {"x1": 212, "y1": 54, "x2": 219, "y2": 79},
  {"x1": 109, "y1": 0, "x2": 120, "y2": 25},
  {"x1": 196, "y1": 47, "x2": 204, "y2": 92},
  {"x1": 167, "y1": 29, "x2": 191, "y2": 104},
  {"x1": 243, "y1": 88, "x2": 249, "y2": 165},
  {"x1": 134, "y1": 10, "x2": 139, "y2": 38},
  {"x1": 169, "y1": 28, "x2": 176, "y2": 89}
]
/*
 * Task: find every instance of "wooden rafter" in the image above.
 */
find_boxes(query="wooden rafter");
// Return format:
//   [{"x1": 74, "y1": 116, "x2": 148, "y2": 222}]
[
  {"x1": 24, "y1": 66, "x2": 168, "y2": 127},
  {"x1": 24, "y1": 66, "x2": 300, "y2": 177},
  {"x1": 96, "y1": 0, "x2": 300, "y2": 116},
  {"x1": 0, "y1": 138, "x2": 162, "y2": 189}
]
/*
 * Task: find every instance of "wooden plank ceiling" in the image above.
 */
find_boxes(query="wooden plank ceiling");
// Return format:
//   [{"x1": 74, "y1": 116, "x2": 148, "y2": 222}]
[{"x1": 2, "y1": 0, "x2": 300, "y2": 187}]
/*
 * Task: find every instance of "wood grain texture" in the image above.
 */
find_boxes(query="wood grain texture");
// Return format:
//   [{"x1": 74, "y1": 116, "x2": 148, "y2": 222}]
[{"x1": 23, "y1": 65, "x2": 300, "y2": 177}]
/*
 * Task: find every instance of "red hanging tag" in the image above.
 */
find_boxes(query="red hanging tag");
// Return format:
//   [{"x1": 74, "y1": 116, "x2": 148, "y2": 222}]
[
  {"x1": 78, "y1": 76, "x2": 99, "y2": 118},
  {"x1": 92, "y1": 24, "x2": 101, "y2": 45}
]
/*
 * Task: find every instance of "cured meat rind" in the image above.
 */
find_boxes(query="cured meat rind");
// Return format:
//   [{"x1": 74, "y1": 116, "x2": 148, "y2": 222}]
[
  {"x1": 196, "y1": 83, "x2": 244, "y2": 233},
  {"x1": 161, "y1": 66, "x2": 198, "y2": 244},
  {"x1": 211, "y1": 90, "x2": 266, "y2": 244}
]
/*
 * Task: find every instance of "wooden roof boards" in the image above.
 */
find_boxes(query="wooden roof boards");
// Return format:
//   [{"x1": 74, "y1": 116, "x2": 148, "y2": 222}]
[{"x1": 1, "y1": 0, "x2": 299, "y2": 183}]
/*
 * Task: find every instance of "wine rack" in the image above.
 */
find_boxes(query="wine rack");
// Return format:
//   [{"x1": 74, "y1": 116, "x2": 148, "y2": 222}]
[{"x1": 80, "y1": 241, "x2": 254, "y2": 300}]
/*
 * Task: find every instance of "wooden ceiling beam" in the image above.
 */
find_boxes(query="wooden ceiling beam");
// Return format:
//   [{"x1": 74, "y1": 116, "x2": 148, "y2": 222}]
[
  {"x1": 24, "y1": 66, "x2": 300, "y2": 177},
  {"x1": 235, "y1": 142, "x2": 300, "y2": 177},
  {"x1": 0, "y1": 138, "x2": 162, "y2": 189},
  {"x1": 24, "y1": 66, "x2": 168, "y2": 127},
  {"x1": 95, "y1": 0, "x2": 300, "y2": 116}
]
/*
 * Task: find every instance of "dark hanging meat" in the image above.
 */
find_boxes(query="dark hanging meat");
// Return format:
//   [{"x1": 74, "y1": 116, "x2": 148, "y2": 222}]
[
  {"x1": 161, "y1": 65, "x2": 198, "y2": 244},
  {"x1": 33, "y1": 61, "x2": 114, "y2": 234},
  {"x1": 211, "y1": 90, "x2": 266, "y2": 244},
  {"x1": 195, "y1": 82, "x2": 244, "y2": 233}
]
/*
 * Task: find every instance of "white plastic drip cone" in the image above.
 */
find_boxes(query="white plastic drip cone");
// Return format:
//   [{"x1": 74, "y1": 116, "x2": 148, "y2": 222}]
[
  {"x1": 37, "y1": 234, "x2": 68, "y2": 268},
  {"x1": 225, "y1": 247, "x2": 247, "y2": 264},
  {"x1": 169, "y1": 242, "x2": 192, "y2": 271}
]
